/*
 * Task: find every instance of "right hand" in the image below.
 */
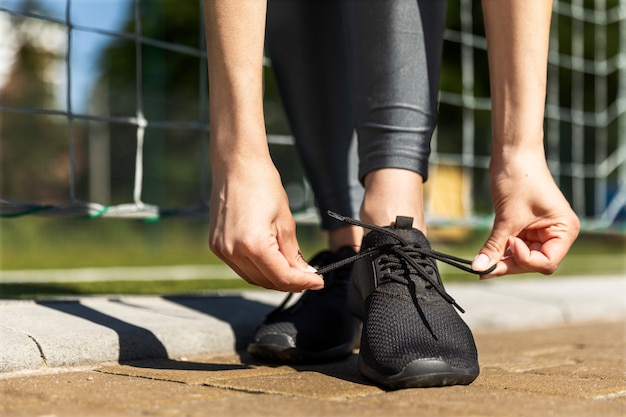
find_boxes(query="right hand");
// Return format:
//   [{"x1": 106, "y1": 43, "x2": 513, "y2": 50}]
[{"x1": 208, "y1": 156, "x2": 324, "y2": 292}]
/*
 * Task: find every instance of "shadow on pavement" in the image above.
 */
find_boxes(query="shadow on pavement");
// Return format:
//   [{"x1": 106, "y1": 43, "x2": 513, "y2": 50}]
[
  {"x1": 34, "y1": 295, "x2": 274, "y2": 371},
  {"x1": 36, "y1": 300, "x2": 170, "y2": 362},
  {"x1": 165, "y1": 294, "x2": 274, "y2": 350},
  {"x1": 240, "y1": 349, "x2": 374, "y2": 388},
  {"x1": 120, "y1": 357, "x2": 252, "y2": 371},
  {"x1": 35, "y1": 296, "x2": 372, "y2": 382}
]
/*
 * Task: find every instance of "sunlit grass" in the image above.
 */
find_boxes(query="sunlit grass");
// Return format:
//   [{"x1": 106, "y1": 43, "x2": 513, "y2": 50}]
[
  {"x1": 0, "y1": 279, "x2": 256, "y2": 299},
  {"x1": 1, "y1": 217, "x2": 623, "y2": 298},
  {"x1": 0, "y1": 217, "x2": 326, "y2": 270}
]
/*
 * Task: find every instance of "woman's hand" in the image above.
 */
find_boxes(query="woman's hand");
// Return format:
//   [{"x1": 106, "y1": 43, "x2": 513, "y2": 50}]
[
  {"x1": 472, "y1": 151, "x2": 580, "y2": 278},
  {"x1": 209, "y1": 155, "x2": 324, "y2": 292}
]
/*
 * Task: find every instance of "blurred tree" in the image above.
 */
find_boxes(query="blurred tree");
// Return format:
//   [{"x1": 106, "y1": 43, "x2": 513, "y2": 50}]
[{"x1": 0, "y1": 0, "x2": 87, "y2": 204}]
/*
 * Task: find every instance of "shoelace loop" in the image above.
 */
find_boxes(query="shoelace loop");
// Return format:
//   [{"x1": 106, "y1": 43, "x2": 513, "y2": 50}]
[
  {"x1": 316, "y1": 211, "x2": 497, "y2": 313},
  {"x1": 379, "y1": 245, "x2": 437, "y2": 287}
]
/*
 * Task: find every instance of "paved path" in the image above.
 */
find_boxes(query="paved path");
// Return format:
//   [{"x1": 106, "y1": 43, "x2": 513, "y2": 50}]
[
  {"x1": 1, "y1": 320, "x2": 624, "y2": 417},
  {"x1": 0, "y1": 275, "x2": 624, "y2": 416}
]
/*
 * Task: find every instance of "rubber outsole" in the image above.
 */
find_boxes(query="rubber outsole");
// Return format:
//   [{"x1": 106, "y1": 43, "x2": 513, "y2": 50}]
[
  {"x1": 358, "y1": 356, "x2": 479, "y2": 390},
  {"x1": 247, "y1": 333, "x2": 358, "y2": 364}
]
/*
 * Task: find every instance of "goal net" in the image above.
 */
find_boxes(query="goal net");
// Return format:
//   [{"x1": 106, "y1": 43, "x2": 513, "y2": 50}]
[{"x1": 1, "y1": 0, "x2": 624, "y2": 231}]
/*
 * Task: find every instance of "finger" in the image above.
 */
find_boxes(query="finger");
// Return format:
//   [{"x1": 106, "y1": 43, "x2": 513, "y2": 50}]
[
  {"x1": 217, "y1": 246, "x2": 321, "y2": 292},
  {"x1": 481, "y1": 235, "x2": 568, "y2": 278},
  {"x1": 212, "y1": 250, "x2": 269, "y2": 288},
  {"x1": 248, "y1": 247, "x2": 324, "y2": 292},
  {"x1": 275, "y1": 219, "x2": 319, "y2": 273},
  {"x1": 472, "y1": 219, "x2": 515, "y2": 273},
  {"x1": 480, "y1": 237, "x2": 531, "y2": 278},
  {"x1": 211, "y1": 230, "x2": 323, "y2": 291},
  {"x1": 510, "y1": 234, "x2": 571, "y2": 275}
]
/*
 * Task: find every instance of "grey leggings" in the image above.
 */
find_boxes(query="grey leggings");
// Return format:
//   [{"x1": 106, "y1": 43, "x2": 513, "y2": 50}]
[{"x1": 266, "y1": 0, "x2": 446, "y2": 230}]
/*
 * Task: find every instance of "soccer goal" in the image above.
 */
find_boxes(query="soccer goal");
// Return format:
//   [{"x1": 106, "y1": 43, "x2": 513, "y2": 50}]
[{"x1": 0, "y1": 0, "x2": 624, "y2": 231}]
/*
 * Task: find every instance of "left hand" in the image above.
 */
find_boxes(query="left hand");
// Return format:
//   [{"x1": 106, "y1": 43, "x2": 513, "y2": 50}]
[{"x1": 472, "y1": 151, "x2": 580, "y2": 278}]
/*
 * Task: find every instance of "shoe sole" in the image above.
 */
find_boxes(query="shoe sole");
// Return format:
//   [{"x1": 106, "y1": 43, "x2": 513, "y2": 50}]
[
  {"x1": 358, "y1": 356, "x2": 479, "y2": 390},
  {"x1": 247, "y1": 333, "x2": 358, "y2": 364}
]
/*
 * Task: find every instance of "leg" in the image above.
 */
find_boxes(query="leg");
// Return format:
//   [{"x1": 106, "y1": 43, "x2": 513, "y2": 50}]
[
  {"x1": 247, "y1": 0, "x2": 363, "y2": 364},
  {"x1": 343, "y1": 0, "x2": 446, "y2": 232},
  {"x1": 339, "y1": 0, "x2": 481, "y2": 390},
  {"x1": 265, "y1": 0, "x2": 363, "y2": 250}
]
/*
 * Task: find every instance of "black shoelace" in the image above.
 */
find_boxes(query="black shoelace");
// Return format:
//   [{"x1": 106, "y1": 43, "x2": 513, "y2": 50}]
[
  {"x1": 268, "y1": 250, "x2": 347, "y2": 319},
  {"x1": 316, "y1": 211, "x2": 497, "y2": 313}
]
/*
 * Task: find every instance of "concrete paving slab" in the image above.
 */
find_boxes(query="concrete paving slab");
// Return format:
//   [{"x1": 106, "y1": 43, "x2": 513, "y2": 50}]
[
  {"x1": 456, "y1": 275, "x2": 626, "y2": 329},
  {"x1": 0, "y1": 300, "x2": 121, "y2": 368},
  {"x1": 0, "y1": 294, "x2": 275, "y2": 373},
  {"x1": 0, "y1": 369, "x2": 244, "y2": 417},
  {"x1": 0, "y1": 275, "x2": 624, "y2": 375},
  {"x1": 1, "y1": 321, "x2": 624, "y2": 417},
  {"x1": 78, "y1": 296, "x2": 237, "y2": 357},
  {"x1": 98, "y1": 357, "x2": 297, "y2": 385},
  {"x1": 451, "y1": 275, "x2": 626, "y2": 329},
  {"x1": 0, "y1": 326, "x2": 43, "y2": 372}
]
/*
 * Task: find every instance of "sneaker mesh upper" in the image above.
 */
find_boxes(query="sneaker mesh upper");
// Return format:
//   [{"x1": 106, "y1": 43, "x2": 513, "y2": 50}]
[
  {"x1": 249, "y1": 246, "x2": 360, "y2": 356},
  {"x1": 356, "y1": 223, "x2": 478, "y2": 375}
]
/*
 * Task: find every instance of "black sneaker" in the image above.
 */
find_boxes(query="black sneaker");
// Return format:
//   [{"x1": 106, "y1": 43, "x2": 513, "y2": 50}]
[
  {"x1": 320, "y1": 212, "x2": 495, "y2": 390},
  {"x1": 247, "y1": 246, "x2": 361, "y2": 363}
]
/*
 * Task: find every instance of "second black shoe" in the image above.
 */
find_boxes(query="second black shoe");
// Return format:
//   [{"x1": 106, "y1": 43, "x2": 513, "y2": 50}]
[{"x1": 247, "y1": 246, "x2": 361, "y2": 363}]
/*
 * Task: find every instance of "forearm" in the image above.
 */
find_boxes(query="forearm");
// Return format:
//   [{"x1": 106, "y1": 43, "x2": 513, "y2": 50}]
[
  {"x1": 203, "y1": 0, "x2": 269, "y2": 169},
  {"x1": 482, "y1": 0, "x2": 553, "y2": 159}
]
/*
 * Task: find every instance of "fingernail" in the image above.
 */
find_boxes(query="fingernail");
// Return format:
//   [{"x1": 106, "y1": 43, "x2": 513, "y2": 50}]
[
  {"x1": 306, "y1": 264, "x2": 318, "y2": 273},
  {"x1": 508, "y1": 237, "x2": 517, "y2": 255},
  {"x1": 310, "y1": 284, "x2": 324, "y2": 291},
  {"x1": 472, "y1": 253, "x2": 490, "y2": 271}
]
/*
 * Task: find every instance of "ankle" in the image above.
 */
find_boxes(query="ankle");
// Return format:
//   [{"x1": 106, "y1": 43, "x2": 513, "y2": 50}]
[
  {"x1": 359, "y1": 205, "x2": 426, "y2": 232},
  {"x1": 327, "y1": 225, "x2": 363, "y2": 252},
  {"x1": 360, "y1": 168, "x2": 427, "y2": 232}
]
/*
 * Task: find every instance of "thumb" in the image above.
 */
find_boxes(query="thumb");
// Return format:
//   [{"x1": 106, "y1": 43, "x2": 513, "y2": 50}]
[
  {"x1": 472, "y1": 220, "x2": 513, "y2": 273},
  {"x1": 276, "y1": 223, "x2": 324, "y2": 287},
  {"x1": 278, "y1": 230, "x2": 314, "y2": 272}
]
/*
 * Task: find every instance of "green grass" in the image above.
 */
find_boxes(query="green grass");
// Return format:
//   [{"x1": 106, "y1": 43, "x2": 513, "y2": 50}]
[
  {"x1": 0, "y1": 217, "x2": 324, "y2": 299},
  {"x1": 0, "y1": 279, "x2": 256, "y2": 299},
  {"x1": 0, "y1": 217, "x2": 224, "y2": 270},
  {"x1": 0, "y1": 217, "x2": 327, "y2": 270},
  {"x1": 1, "y1": 217, "x2": 624, "y2": 299}
]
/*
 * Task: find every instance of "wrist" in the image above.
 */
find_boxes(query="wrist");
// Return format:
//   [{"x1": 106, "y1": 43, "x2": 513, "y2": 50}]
[
  {"x1": 491, "y1": 135, "x2": 545, "y2": 159},
  {"x1": 209, "y1": 104, "x2": 269, "y2": 165},
  {"x1": 490, "y1": 104, "x2": 545, "y2": 149},
  {"x1": 210, "y1": 138, "x2": 272, "y2": 173},
  {"x1": 490, "y1": 123, "x2": 546, "y2": 167},
  {"x1": 489, "y1": 144, "x2": 549, "y2": 181}
]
